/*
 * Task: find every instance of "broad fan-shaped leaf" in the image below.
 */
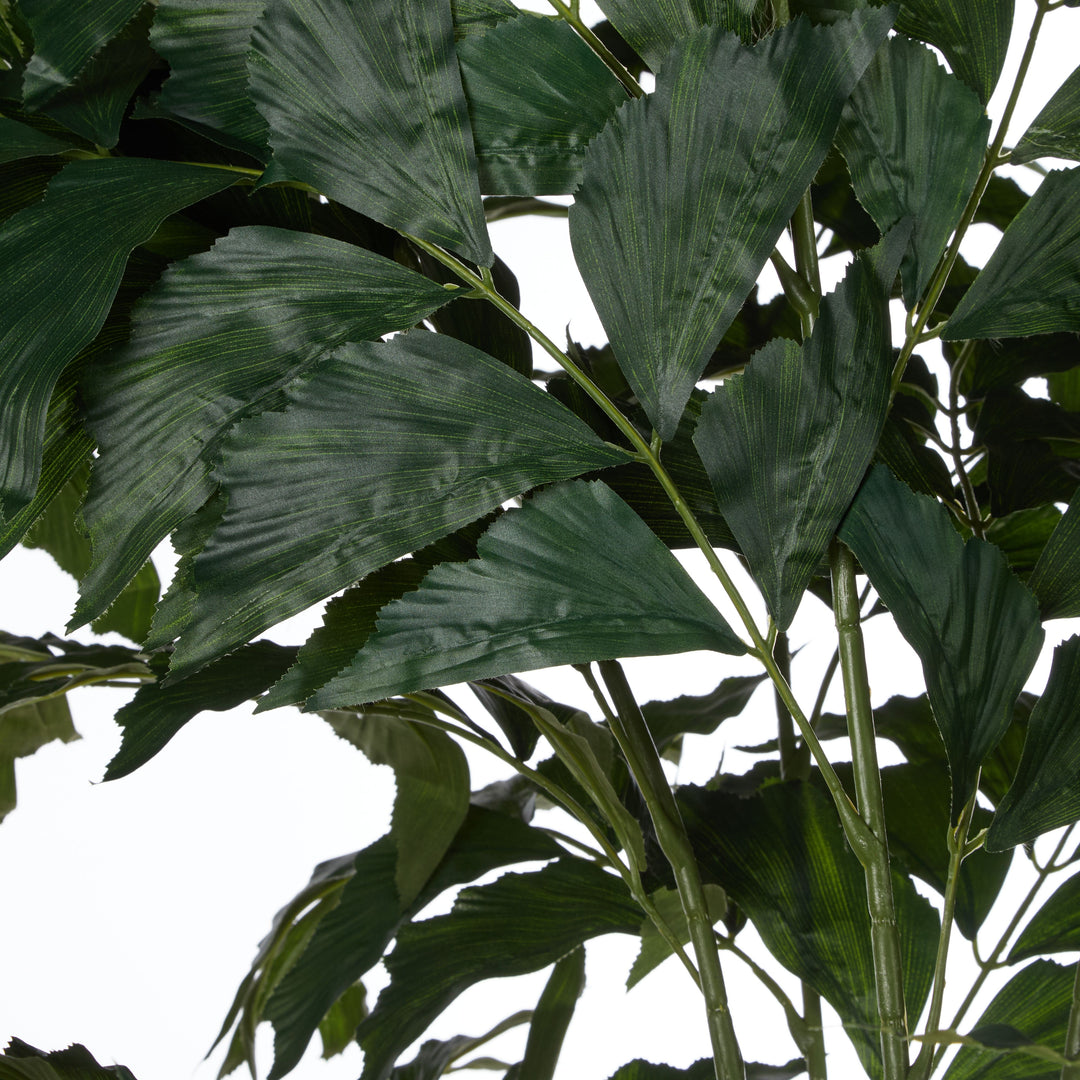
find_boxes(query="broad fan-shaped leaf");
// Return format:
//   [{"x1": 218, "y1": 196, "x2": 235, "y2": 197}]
[
  {"x1": 987, "y1": 635, "x2": 1080, "y2": 850},
  {"x1": 594, "y1": 0, "x2": 764, "y2": 69},
  {"x1": 836, "y1": 36, "x2": 988, "y2": 306},
  {"x1": 143, "y1": 0, "x2": 267, "y2": 159},
  {"x1": 894, "y1": 0, "x2": 1012, "y2": 105},
  {"x1": 103, "y1": 642, "x2": 298, "y2": 781},
  {"x1": 309, "y1": 480, "x2": 744, "y2": 709},
  {"x1": 569, "y1": 9, "x2": 893, "y2": 440},
  {"x1": 1008, "y1": 874, "x2": 1080, "y2": 962},
  {"x1": 356, "y1": 859, "x2": 642, "y2": 1080},
  {"x1": 838, "y1": 466, "x2": 1044, "y2": 812},
  {"x1": 167, "y1": 337, "x2": 627, "y2": 679},
  {"x1": 943, "y1": 961, "x2": 1075, "y2": 1080},
  {"x1": 0, "y1": 158, "x2": 236, "y2": 516},
  {"x1": 694, "y1": 228, "x2": 906, "y2": 629},
  {"x1": 264, "y1": 809, "x2": 563, "y2": 1079},
  {"x1": 1013, "y1": 61, "x2": 1080, "y2": 165},
  {"x1": 679, "y1": 781, "x2": 938, "y2": 1080},
  {"x1": 249, "y1": 0, "x2": 491, "y2": 264},
  {"x1": 1027, "y1": 488, "x2": 1080, "y2": 619},
  {"x1": 18, "y1": 0, "x2": 144, "y2": 108},
  {"x1": 74, "y1": 225, "x2": 455, "y2": 629},
  {"x1": 943, "y1": 167, "x2": 1080, "y2": 341},
  {"x1": 457, "y1": 14, "x2": 627, "y2": 196}
]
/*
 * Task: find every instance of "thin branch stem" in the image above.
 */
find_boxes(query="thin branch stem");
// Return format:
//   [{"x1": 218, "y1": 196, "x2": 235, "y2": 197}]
[
  {"x1": 948, "y1": 340, "x2": 984, "y2": 538},
  {"x1": 545, "y1": 0, "x2": 643, "y2": 98}
]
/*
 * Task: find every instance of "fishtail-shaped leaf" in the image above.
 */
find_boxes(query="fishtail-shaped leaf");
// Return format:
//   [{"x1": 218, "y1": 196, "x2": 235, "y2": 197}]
[{"x1": 1013, "y1": 60, "x2": 1080, "y2": 165}]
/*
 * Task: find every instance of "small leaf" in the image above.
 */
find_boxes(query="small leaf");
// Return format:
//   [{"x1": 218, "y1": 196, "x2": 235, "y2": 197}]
[
  {"x1": 695, "y1": 227, "x2": 907, "y2": 628},
  {"x1": 356, "y1": 859, "x2": 642, "y2": 1080},
  {"x1": 987, "y1": 635, "x2": 1080, "y2": 850},
  {"x1": 249, "y1": 0, "x2": 491, "y2": 263},
  {"x1": 838, "y1": 466, "x2": 1044, "y2": 812},
  {"x1": 166, "y1": 337, "x2": 625, "y2": 679},
  {"x1": 608, "y1": 1062, "x2": 804, "y2": 1080},
  {"x1": 1008, "y1": 874, "x2": 1080, "y2": 962},
  {"x1": 390, "y1": 1013, "x2": 532, "y2": 1080},
  {"x1": 457, "y1": 14, "x2": 627, "y2": 196},
  {"x1": 514, "y1": 947, "x2": 586, "y2": 1080},
  {"x1": 0, "y1": 158, "x2": 235, "y2": 516},
  {"x1": 310, "y1": 480, "x2": 744, "y2": 709},
  {"x1": 943, "y1": 167, "x2": 1080, "y2": 340},
  {"x1": 943, "y1": 961, "x2": 1075, "y2": 1080},
  {"x1": 628, "y1": 885, "x2": 727, "y2": 988},
  {"x1": 469, "y1": 674, "x2": 581, "y2": 761},
  {"x1": 639, "y1": 673, "x2": 767, "y2": 753},
  {"x1": 317, "y1": 983, "x2": 367, "y2": 1061},
  {"x1": 0, "y1": 1038, "x2": 139, "y2": 1079},
  {"x1": 1028, "y1": 489, "x2": 1080, "y2": 619},
  {"x1": 103, "y1": 642, "x2": 298, "y2": 781},
  {"x1": 836, "y1": 36, "x2": 988, "y2": 305},
  {"x1": 1012, "y1": 60, "x2": 1080, "y2": 165}
]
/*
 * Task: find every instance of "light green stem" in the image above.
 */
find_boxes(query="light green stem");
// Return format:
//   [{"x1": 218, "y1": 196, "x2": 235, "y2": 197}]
[
  {"x1": 597, "y1": 660, "x2": 746, "y2": 1080},
  {"x1": 830, "y1": 539, "x2": 909, "y2": 1080}
]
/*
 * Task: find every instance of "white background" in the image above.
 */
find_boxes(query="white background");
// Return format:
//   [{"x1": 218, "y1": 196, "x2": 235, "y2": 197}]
[{"x1": 2, "y1": 4, "x2": 1080, "y2": 1078}]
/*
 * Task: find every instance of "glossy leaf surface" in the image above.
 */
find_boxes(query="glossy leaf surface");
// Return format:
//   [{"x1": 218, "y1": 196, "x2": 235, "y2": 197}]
[
  {"x1": 457, "y1": 14, "x2": 626, "y2": 195},
  {"x1": 836, "y1": 35, "x2": 988, "y2": 305},
  {"x1": 310, "y1": 480, "x2": 744, "y2": 708},
  {"x1": 0, "y1": 159, "x2": 235, "y2": 516},
  {"x1": 249, "y1": 0, "x2": 492, "y2": 264},
  {"x1": 839, "y1": 466, "x2": 1044, "y2": 811},
  {"x1": 695, "y1": 229, "x2": 905, "y2": 628},
  {"x1": 1013, "y1": 60, "x2": 1080, "y2": 165},
  {"x1": 987, "y1": 635, "x2": 1080, "y2": 850},
  {"x1": 76, "y1": 225, "x2": 453, "y2": 627},
  {"x1": 943, "y1": 167, "x2": 1080, "y2": 340},
  {"x1": 569, "y1": 9, "x2": 893, "y2": 439}
]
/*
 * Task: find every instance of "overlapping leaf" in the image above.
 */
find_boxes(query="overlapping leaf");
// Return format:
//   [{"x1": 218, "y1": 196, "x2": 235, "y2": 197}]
[
  {"x1": 0, "y1": 115, "x2": 74, "y2": 161},
  {"x1": 308, "y1": 480, "x2": 744, "y2": 709},
  {"x1": 694, "y1": 228, "x2": 906, "y2": 629},
  {"x1": 1008, "y1": 875, "x2": 1080, "y2": 962},
  {"x1": 18, "y1": 0, "x2": 144, "y2": 108},
  {"x1": 943, "y1": 167, "x2": 1080, "y2": 340},
  {"x1": 166, "y1": 336, "x2": 626, "y2": 679},
  {"x1": 356, "y1": 858, "x2": 642, "y2": 1080},
  {"x1": 839, "y1": 466, "x2": 1044, "y2": 811},
  {"x1": 0, "y1": 158, "x2": 235, "y2": 517},
  {"x1": 987, "y1": 635, "x2": 1080, "y2": 850},
  {"x1": 569, "y1": 8, "x2": 894, "y2": 439},
  {"x1": 679, "y1": 780, "x2": 938, "y2": 1079},
  {"x1": 249, "y1": 0, "x2": 491, "y2": 264},
  {"x1": 457, "y1": 14, "x2": 626, "y2": 196},
  {"x1": 894, "y1": 0, "x2": 1012, "y2": 105},
  {"x1": 1013, "y1": 61, "x2": 1080, "y2": 165},
  {"x1": 836, "y1": 36, "x2": 988, "y2": 306},
  {"x1": 640, "y1": 673, "x2": 766, "y2": 754},
  {"x1": 1027, "y1": 489, "x2": 1080, "y2": 619},
  {"x1": 75, "y1": 225, "x2": 455, "y2": 628}
]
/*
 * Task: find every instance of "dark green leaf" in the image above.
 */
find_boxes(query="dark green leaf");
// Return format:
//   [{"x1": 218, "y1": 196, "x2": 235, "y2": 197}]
[
  {"x1": 309, "y1": 480, "x2": 744, "y2": 708},
  {"x1": 0, "y1": 158, "x2": 235, "y2": 516},
  {"x1": 264, "y1": 809, "x2": 562, "y2": 1079},
  {"x1": 985, "y1": 506, "x2": 1063, "y2": 578},
  {"x1": 609, "y1": 1061, "x2": 804, "y2": 1080},
  {"x1": 356, "y1": 858, "x2": 642, "y2": 1080},
  {"x1": 74, "y1": 224, "x2": 454, "y2": 628},
  {"x1": 1008, "y1": 874, "x2": 1080, "y2": 961},
  {"x1": 103, "y1": 642, "x2": 298, "y2": 780},
  {"x1": 974, "y1": 175, "x2": 1030, "y2": 231},
  {"x1": 627, "y1": 884, "x2": 727, "y2": 988},
  {"x1": 959, "y1": 334, "x2": 1080, "y2": 399},
  {"x1": 451, "y1": 0, "x2": 518, "y2": 39},
  {"x1": 570, "y1": 9, "x2": 893, "y2": 439},
  {"x1": 0, "y1": 114, "x2": 75, "y2": 160},
  {"x1": 166, "y1": 336, "x2": 625, "y2": 679},
  {"x1": 695, "y1": 228, "x2": 905, "y2": 628},
  {"x1": 680, "y1": 781, "x2": 938, "y2": 1080},
  {"x1": 943, "y1": 167, "x2": 1080, "y2": 340},
  {"x1": 469, "y1": 674, "x2": 584, "y2": 761},
  {"x1": 1028, "y1": 489, "x2": 1080, "y2": 619},
  {"x1": 1013, "y1": 61, "x2": 1080, "y2": 165},
  {"x1": 249, "y1": 0, "x2": 491, "y2": 264},
  {"x1": 18, "y1": 0, "x2": 144, "y2": 108},
  {"x1": 812, "y1": 147, "x2": 880, "y2": 254},
  {"x1": 313, "y1": 707, "x2": 470, "y2": 907},
  {"x1": 514, "y1": 947, "x2": 586, "y2": 1080},
  {"x1": 457, "y1": 14, "x2": 626, "y2": 196},
  {"x1": 987, "y1": 635, "x2": 1080, "y2": 850},
  {"x1": 836, "y1": 35, "x2": 988, "y2": 305},
  {"x1": 0, "y1": 1038, "x2": 138, "y2": 1079},
  {"x1": 146, "y1": 0, "x2": 268, "y2": 160},
  {"x1": 391, "y1": 1013, "x2": 531, "y2": 1080},
  {"x1": 943, "y1": 961, "x2": 1075, "y2": 1080},
  {"x1": 640, "y1": 673, "x2": 767, "y2": 753},
  {"x1": 594, "y1": 0, "x2": 764, "y2": 68},
  {"x1": 839, "y1": 466, "x2": 1044, "y2": 811},
  {"x1": 894, "y1": 0, "x2": 1012, "y2": 104}
]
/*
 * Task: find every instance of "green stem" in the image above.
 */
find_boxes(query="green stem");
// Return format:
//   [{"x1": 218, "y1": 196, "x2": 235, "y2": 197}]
[
  {"x1": 597, "y1": 660, "x2": 746, "y2": 1080},
  {"x1": 773, "y1": 630, "x2": 799, "y2": 777},
  {"x1": 910, "y1": 786, "x2": 978, "y2": 1080},
  {"x1": 830, "y1": 539, "x2": 909, "y2": 1080},
  {"x1": 802, "y1": 988, "x2": 828, "y2": 1080},
  {"x1": 545, "y1": 0, "x2": 642, "y2": 99},
  {"x1": 1062, "y1": 958, "x2": 1080, "y2": 1079},
  {"x1": 892, "y1": 0, "x2": 1049, "y2": 392},
  {"x1": 948, "y1": 341, "x2": 984, "y2": 538}
]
